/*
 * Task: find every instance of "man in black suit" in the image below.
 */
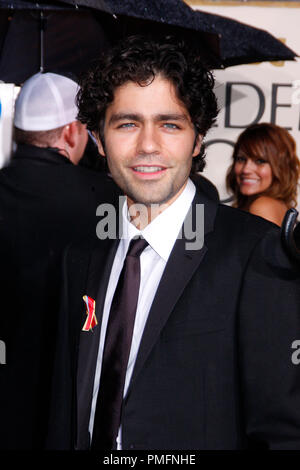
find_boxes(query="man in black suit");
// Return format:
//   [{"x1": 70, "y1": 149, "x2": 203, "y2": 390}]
[
  {"x1": 0, "y1": 72, "x2": 120, "y2": 449},
  {"x1": 47, "y1": 37, "x2": 300, "y2": 450}
]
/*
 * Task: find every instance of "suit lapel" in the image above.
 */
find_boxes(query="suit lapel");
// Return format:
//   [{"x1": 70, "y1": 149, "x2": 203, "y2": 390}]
[
  {"x1": 81, "y1": 196, "x2": 125, "y2": 328},
  {"x1": 84, "y1": 237, "x2": 119, "y2": 328},
  {"x1": 75, "y1": 236, "x2": 119, "y2": 448},
  {"x1": 127, "y1": 191, "x2": 218, "y2": 393},
  {"x1": 70, "y1": 235, "x2": 119, "y2": 370}
]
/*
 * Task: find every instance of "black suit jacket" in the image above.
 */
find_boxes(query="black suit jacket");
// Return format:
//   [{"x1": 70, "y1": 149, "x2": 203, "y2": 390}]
[
  {"x1": 0, "y1": 145, "x2": 121, "y2": 449},
  {"x1": 47, "y1": 189, "x2": 300, "y2": 450}
]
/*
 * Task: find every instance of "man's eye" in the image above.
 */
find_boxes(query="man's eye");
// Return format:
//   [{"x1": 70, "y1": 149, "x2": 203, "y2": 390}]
[
  {"x1": 118, "y1": 123, "x2": 136, "y2": 129},
  {"x1": 163, "y1": 123, "x2": 179, "y2": 129}
]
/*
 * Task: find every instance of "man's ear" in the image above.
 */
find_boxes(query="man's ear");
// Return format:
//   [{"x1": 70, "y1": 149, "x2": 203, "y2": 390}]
[
  {"x1": 192, "y1": 134, "x2": 203, "y2": 158},
  {"x1": 92, "y1": 132, "x2": 106, "y2": 157},
  {"x1": 63, "y1": 121, "x2": 77, "y2": 148},
  {"x1": 97, "y1": 139, "x2": 106, "y2": 158}
]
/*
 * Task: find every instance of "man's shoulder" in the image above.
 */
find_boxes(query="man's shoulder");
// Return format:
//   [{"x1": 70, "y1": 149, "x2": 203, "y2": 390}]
[
  {"x1": 216, "y1": 203, "x2": 279, "y2": 236},
  {"x1": 211, "y1": 203, "x2": 281, "y2": 255},
  {"x1": 210, "y1": 203, "x2": 298, "y2": 273}
]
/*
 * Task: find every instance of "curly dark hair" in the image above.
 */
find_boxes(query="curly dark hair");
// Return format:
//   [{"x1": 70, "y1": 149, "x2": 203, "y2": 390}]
[{"x1": 77, "y1": 35, "x2": 218, "y2": 172}]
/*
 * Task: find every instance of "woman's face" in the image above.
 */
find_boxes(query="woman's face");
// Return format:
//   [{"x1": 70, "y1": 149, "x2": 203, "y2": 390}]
[{"x1": 233, "y1": 152, "x2": 273, "y2": 197}]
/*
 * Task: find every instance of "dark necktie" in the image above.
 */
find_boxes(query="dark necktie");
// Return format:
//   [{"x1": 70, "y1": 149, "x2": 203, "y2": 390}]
[{"x1": 91, "y1": 237, "x2": 148, "y2": 450}]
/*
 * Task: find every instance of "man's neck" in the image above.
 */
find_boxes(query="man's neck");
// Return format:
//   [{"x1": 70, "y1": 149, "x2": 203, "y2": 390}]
[
  {"x1": 128, "y1": 201, "x2": 172, "y2": 230},
  {"x1": 126, "y1": 182, "x2": 189, "y2": 230}
]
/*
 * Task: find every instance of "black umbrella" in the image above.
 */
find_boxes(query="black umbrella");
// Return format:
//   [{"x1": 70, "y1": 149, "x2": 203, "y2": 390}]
[
  {"x1": 72, "y1": 0, "x2": 296, "y2": 66},
  {"x1": 0, "y1": 0, "x2": 113, "y2": 84},
  {"x1": 0, "y1": 0, "x2": 297, "y2": 84}
]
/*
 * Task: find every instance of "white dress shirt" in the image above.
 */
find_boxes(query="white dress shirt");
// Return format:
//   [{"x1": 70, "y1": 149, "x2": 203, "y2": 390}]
[{"x1": 88, "y1": 178, "x2": 196, "y2": 448}]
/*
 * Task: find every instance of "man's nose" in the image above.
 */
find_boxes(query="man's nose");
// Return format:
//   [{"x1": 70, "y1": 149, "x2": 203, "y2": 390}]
[{"x1": 137, "y1": 124, "x2": 160, "y2": 155}]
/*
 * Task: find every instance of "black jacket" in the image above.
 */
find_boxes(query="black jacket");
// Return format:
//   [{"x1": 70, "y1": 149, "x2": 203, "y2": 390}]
[
  {"x1": 47, "y1": 190, "x2": 300, "y2": 450},
  {"x1": 0, "y1": 144, "x2": 120, "y2": 449}
]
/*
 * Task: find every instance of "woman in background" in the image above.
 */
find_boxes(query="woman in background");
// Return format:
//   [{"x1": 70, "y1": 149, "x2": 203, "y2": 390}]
[{"x1": 227, "y1": 123, "x2": 300, "y2": 226}]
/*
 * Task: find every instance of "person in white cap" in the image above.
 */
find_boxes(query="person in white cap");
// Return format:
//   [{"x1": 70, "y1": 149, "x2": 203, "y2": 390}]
[
  {"x1": 13, "y1": 72, "x2": 88, "y2": 165},
  {"x1": 0, "y1": 73, "x2": 120, "y2": 450}
]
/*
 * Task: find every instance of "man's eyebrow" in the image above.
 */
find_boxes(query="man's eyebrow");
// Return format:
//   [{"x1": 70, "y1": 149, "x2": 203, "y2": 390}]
[
  {"x1": 108, "y1": 113, "x2": 143, "y2": 125},
  {"x1": 155, "y1": 113, "x2": 189, "y2": 122},
  {"x1": 108, "y1": 112, "x2": 190, "y2": 125}
]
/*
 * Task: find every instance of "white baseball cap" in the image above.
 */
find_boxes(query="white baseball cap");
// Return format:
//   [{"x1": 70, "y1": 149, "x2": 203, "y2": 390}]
[{"x1": 14, "y1": 72, "x2": 79, "y2": 131}]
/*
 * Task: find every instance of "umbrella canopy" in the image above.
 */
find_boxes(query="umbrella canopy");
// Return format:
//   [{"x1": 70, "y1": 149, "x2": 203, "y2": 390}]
[
  {"x1": 193, "y1": 8, "x2": 297, "y2": 67},
  {"x1": 0, "y1": 0, "x2": 297, "y2": 84},
  {"x1": 0, "y1": 1, "x2": 113, "y2": 84},
  {"x1": 61, "y1": 0, "x2": 297, "y2": 66}
]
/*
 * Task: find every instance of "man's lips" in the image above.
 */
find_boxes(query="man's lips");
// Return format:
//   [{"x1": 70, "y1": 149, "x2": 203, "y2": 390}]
[{"x1": 130, "y1": 165, "x2": 167, "y2": 177}]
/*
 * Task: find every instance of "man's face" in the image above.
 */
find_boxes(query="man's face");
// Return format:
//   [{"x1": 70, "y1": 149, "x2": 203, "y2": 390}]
[{"x1": 97, "y1": 76, "x2": 202, "y2": 209}]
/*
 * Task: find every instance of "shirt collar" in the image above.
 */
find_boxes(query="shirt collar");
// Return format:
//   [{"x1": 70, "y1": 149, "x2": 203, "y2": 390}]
[{"x1": 121, "y1": 178, "x2": 196, "y2": 262}]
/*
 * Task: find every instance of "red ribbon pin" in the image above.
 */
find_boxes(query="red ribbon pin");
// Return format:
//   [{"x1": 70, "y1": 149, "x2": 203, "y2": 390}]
[{"x1": 82, "y1": 295, "x2": 97, "y2": 331}]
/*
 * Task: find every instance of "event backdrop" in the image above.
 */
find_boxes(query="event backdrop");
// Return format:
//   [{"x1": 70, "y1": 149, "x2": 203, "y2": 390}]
[{"x1": 189, "y1": 0, "x2": 300, "y2": 206}]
